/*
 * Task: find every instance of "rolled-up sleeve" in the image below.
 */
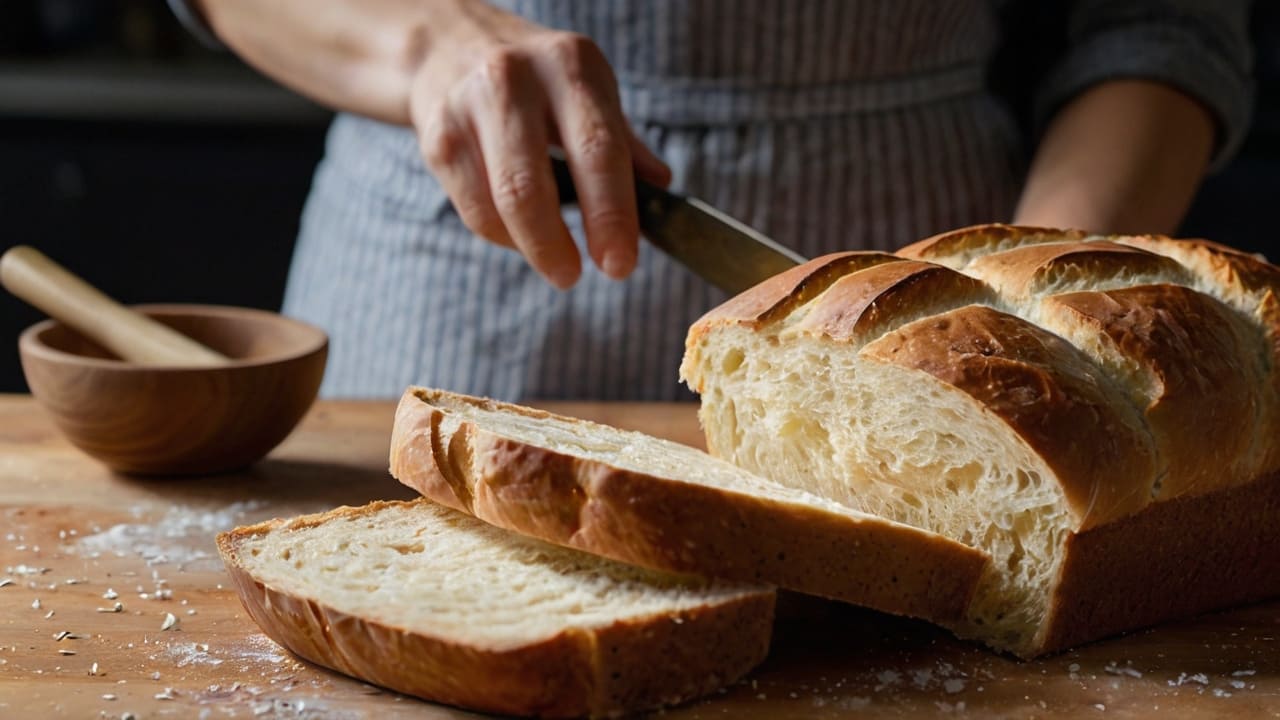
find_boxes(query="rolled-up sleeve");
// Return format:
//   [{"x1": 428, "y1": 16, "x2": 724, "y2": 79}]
[{"x1": 1035, "y1": 0, "x2": 1255, "y2": 170}]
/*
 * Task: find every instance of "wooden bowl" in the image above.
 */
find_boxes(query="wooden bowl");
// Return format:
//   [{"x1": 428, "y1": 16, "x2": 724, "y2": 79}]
[{"x1": 18, "y1": 304, "x2": 328, "y2": 476}]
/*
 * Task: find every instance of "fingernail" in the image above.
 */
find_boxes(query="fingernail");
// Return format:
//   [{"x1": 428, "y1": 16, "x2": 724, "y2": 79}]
[
  {"x1": 547, "y1": 264, "x2": 580, "y2": 290},
  {"x1": 602, "y1": 249, "x2": 634, "y2": 279}
]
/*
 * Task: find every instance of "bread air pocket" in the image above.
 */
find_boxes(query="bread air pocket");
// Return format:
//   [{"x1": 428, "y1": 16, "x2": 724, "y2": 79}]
[
  {"x1": 390, "y1": 386, "x2": 990, "y2": 626},
  {"x1": 684, "y1": 224, "x2": 1280, "y2": 657}
]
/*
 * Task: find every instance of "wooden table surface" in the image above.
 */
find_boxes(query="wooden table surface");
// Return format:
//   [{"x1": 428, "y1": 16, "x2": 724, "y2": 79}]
[{"x1": 2, "y1": 395, "x2": 1278, "y2": 719}]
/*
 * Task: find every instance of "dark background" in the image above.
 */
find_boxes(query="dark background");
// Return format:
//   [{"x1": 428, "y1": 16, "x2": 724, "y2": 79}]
[{"x1": 2, "y1": 1, "x2": 1279, "y2": 392}]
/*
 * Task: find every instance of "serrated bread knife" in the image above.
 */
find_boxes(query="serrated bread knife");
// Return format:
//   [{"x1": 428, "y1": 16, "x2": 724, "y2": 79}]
[{"x1": 550, "y1": 155, "x2": 806, "y2": 295}]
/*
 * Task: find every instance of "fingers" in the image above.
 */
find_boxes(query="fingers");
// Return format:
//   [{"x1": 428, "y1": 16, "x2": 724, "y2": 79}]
[
  {"x1": 417, "y1": 104, "x2": 514, "y2": 250},
  {"x1": 469, "y1": 52, "x2": 581, "y2": 289},
  {"x1": 411, "y1": 29, "x2": 661, "y2": 288},
  {"x1": 536, "y1": 34, "x2": 640, "y2": 280},
  {"x1": 415, "y1": 48, "x2": 581, "y2": 288}
]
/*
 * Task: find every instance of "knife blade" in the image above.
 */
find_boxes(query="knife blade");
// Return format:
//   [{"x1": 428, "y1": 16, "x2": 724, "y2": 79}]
[{"x1": 550, "y1": 155, "x2": 806, "y2": 295}]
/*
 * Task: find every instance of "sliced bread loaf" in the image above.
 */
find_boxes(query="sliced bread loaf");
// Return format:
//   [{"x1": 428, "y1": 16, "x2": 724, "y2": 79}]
[
  {"x1": 217, "y1": 499, "x2": 774, "y2": 718},
  {"x1": 682, "y1": 223, "x2": 1280, "y2": 657},
  {"x1": 390, "y1": 387, "x2": 990, "y2": 625}
]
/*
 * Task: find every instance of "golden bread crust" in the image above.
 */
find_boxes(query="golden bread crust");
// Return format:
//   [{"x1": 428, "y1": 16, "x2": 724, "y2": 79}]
[
  {"x1": 794, "y1": 261, "x2": 994, "y2": 343},
  {"x1": 683, "y1": 223, "x2": 1280, "y2": 656},
  {"x1": 390, "y1": 388, "x2": 990, "y2": 624},
  {"x1": 860, "y1": 305, "x2": 1156, "y2": 529},
  {"x1": 896, "y1": 223, "x2": 1088, "y2": 268},
  {"x1": 965, "y1": 241, "x2": 1192, "y2": 297},
  {"x1": 1040, "y1": 471, "x2": 1280, "y2": 655},
  {"x1": 217, "y1": 500, "x2": 775, "y2": 718},
  {"x1": 1043, "y1": 285, "x2": 1259, "y2": 499}
]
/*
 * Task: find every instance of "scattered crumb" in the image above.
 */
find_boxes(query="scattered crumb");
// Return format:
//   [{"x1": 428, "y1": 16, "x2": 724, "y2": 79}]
[
  {"x1": 103, "y1": 588, "x2": 119, "y2": 600},
  {"x1": 160, "y1": 613, "x2": 179, "y2": 631},
  {"x1": 89, "y1": 661, "x2": 100, "y2": 676},
  {"x1": 943, "y1": 678, "x2": 966, "y2": 694},
  {"x1": 155, "y1": 642, "x2": 223, "y2": 668},
  {"x1": 1169, "y1": 673, "x2": 1210, "y2": 687},
  {"x1": 58, "y1": 649, "x2": 75, "y2": 656},
  {"x1": 1232, "y1": 670, "x2": 1256, "y2": 677},
  {"x1": 873, "y1": 670, "x2": 901, "y2": 691},
  {"x1": 155, "y1": 688, "x2": 177, "y2": 700},
  {"x1": 0, "y1": 579, "x2": 12, "y2": 588},
  {"x1": 31, "y1": 598, "x2": 41, "y2": 610},
  {"x1": 76, "y1": 501, "x2": 267, "y2": 569},
  {"x1": 101, "y1": 694, "x2": 116, "y2": 701},
  {"x1": 96, "y1": 602, "x2": 124, "y2": 613},
  {"x1": 1104, "y1": 662, "x2": 1143, "y2": 678}
]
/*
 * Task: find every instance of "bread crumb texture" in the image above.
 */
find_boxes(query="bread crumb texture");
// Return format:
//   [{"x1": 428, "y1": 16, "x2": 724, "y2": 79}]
[
  {"x1": 683, "y1": 224, "x2": 1280, "y2": 656},
  {"x1": 220, "y1": 500, "x2": 773, "y2": 717}
]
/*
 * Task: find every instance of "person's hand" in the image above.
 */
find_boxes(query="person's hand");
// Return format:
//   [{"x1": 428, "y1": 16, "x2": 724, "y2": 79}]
[{"x1": 409, "y1": 2, "x2": 671, "y2": 289}]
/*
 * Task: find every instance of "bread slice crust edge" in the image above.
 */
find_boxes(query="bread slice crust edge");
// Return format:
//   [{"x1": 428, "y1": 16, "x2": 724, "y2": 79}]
[
  {"x1": 390, "y1": 388, "x2": 990, "y2": 625},
  {"x1": 216, "y1": 500, "x2": 775, "y2": 718}
]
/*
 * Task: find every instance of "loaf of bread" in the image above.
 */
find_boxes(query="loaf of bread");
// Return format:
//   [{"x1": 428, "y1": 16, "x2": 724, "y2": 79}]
[
  {"x1": 390, "y1": 387, "x2": 989, "y2": 624},
  {"x1": 681, "y1": 224, "x2": 1280, "y2": 657},
  {"x1": 217, "y1": 499, "x2": 774, "y2": 718}
]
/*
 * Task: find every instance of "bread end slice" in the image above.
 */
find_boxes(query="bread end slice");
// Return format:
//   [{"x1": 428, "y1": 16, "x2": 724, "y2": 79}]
[{"x1": 217, "y1": 500, "x2": 774, "y2": 718}]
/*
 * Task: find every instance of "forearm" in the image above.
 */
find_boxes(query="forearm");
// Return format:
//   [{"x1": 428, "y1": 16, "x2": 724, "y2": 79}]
[
  {"x1": 194, "y1": 0, "x2": 508, "y2": 126},
  {"x1": 1013, "y1": 79, "x2": 1216, "y2": 235}
]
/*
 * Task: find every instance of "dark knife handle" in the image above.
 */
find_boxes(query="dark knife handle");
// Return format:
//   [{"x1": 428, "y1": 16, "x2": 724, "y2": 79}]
[
  {"x1": 549, "y1": 153, "x2": 670, "y2": 227},
  {"x1": 550, "y1": 152, "x2": 805, "y2": 294},
  {"x1": 550, "y1": 152, "x2": 580, "y2": 205}
]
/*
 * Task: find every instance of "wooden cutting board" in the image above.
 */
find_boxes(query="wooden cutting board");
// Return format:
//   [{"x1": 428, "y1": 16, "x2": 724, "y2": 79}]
[{"x1": 1, "y1": 395, "x2": 1277, "y2": 719}]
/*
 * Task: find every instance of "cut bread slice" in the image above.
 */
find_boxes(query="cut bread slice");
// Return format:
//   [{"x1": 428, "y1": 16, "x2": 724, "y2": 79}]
[
  {"x1": 217, "y1": 499, "x2": 774, "y2": 719},
  {"x1": 389, "y1": 387, "x2": 990, "y2": 625}
]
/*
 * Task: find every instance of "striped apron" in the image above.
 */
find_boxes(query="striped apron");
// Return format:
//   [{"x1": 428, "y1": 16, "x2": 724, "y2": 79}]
[{"x1": 282, "y1": 0, "x2": 1024, "y2": 400}]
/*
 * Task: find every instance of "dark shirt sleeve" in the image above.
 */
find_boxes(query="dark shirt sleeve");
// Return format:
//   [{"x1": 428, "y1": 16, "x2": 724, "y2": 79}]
[
  {"x1": 1035, "y1": 0, "x2": 1255, "y2": 170},
  {"x1": 165, "y1": 0, "x2": 223, "y2": 50}
]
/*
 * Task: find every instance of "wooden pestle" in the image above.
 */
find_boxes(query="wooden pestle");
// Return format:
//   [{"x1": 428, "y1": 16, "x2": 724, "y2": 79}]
[{"x1": 1, "y1": 245, "x2": 228, "y2": 367}]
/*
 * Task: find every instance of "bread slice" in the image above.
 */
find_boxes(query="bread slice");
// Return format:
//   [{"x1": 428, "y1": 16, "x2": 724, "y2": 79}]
[
  {"x1": 390, "y1": 387, "x2": 990, "y2": 625},
  {"x1": 683, "y1": 223, "x2": 1280, "y2": 657},
  {"x1": 217, "y1": 500, "x2": 774, "y2": 718}
]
